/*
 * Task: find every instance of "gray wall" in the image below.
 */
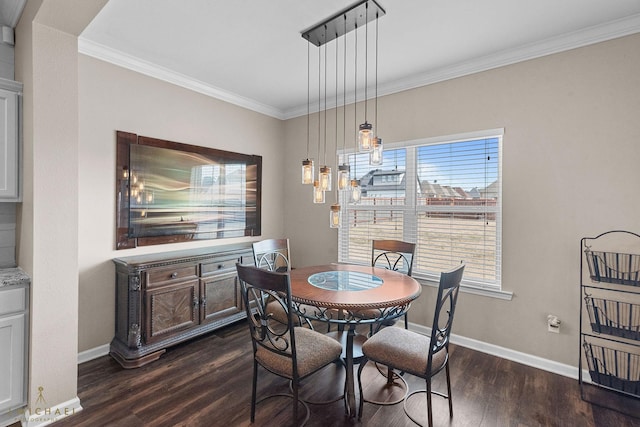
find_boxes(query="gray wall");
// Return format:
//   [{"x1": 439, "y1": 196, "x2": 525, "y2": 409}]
[{"x1": 283, "y1": 33, "x2": 640, "y2": 367}]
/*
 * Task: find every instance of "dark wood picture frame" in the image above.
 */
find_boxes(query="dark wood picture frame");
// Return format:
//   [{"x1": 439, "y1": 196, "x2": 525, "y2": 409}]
[{"x1": 116, "y1": 131, "x2": 262, "y2": 249}]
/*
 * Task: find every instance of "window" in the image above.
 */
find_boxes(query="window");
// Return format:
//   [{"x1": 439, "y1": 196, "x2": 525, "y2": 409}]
[{"x1": 338, "y1": 129, "x2": 502, "y2": 290}]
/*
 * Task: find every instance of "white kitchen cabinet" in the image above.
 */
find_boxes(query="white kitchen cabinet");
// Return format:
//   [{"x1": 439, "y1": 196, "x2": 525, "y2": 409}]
[
  {"x1": 0, "y1": 276, "x2": 28, "y2": 426},
  {"x1": 0, "y1": 78, "x2": 21, "y2": 201}
]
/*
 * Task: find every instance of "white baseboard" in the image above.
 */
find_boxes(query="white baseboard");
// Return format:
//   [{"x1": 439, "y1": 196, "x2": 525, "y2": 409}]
[
  {"x1": 23, "y1": 397, "x2": 82, "y2": 427},
  {"x1": 78, "y1": 326, "x2": 588, "y2": 381},
  {"x1": 77, "y1": 344, "x2": 110, "y2": 364},
  {"x1": 409, "y1": 323, "x2": 580, "y2": 380}
]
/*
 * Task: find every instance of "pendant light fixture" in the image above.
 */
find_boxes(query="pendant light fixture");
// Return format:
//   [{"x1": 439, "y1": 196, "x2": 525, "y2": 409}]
[
  {"x1": 369, "y1": 15, "x2": 383, "y2": 166},
  {"x1": 350, "y1": 20, "x2": 362, "y2": 204},
  {"x1": 337, "y1": 17, "x2": 350, "y2": 192},
  {"x1": 313, "y1": 46, "x2": 325, "y2": 203},
  {"x1": 358, "y1": 2, "x2": 374, "y2": 152},
  {"x1": 329, "y1": 203, "x2": 341, "y2": 228},
  {"x1": 313, "y1": 180, "x2": 325, "y2": 203},
  {"x1": 301, "y1": 0, "x2": 386, "y2": 218},
  {"x1": 370, "y1": 137, "x2": 383, "y2": 165},
  {"x1": 332, "y1": 29, "x2": 343, "y2": 229},
  {"x1": 319, "y1": 41, "x2": 332, "y2": 192},
  {"x1": 301, "y1": 44, "x2": 314, "y2": 184}
]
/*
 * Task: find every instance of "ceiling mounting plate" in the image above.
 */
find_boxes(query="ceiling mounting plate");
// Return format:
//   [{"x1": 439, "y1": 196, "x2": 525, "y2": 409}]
[{"x1": 301, "y1": 0, "x2": 385, "y2": 47}]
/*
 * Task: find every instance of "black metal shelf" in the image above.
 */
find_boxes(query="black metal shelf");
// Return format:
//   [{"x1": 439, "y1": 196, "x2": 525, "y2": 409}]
[{"x1": 580, "y1": 230, "x2": 640, "y2": 417}]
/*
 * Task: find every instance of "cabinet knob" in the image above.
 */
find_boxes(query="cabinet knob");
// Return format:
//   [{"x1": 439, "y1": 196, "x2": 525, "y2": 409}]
[{"x1": 171, "y1": 272, "x2": 178, "y2": 279}]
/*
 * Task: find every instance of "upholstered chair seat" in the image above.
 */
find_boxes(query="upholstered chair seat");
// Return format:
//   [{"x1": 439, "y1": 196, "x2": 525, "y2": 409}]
[
  {"x1": 361, "y1": 327, "x2": 447, "y2": 378},
  {"x1": 256, "y1": 327, "x2": 342, "y2": 379}
]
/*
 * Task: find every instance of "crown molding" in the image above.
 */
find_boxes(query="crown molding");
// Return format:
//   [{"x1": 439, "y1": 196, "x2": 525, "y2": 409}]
[
  {"x1": 79, "y1": 13, "x2": 640, "y2": 121},
  {"x1": 370, "y1": 12, "x2": 640, "y2": 105},
  {"x1": 77, "y1": 38, "x2": 286, "y2": 120},
  {"x1": 282, "y1": 13, "x2": 640, "y2": 119}
]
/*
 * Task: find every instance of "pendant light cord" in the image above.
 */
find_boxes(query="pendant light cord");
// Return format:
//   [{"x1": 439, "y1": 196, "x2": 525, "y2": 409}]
[
  {"x1": 317, "y1": 45, "x2": 321, "y2": 166},
  {"x1": 335, "y1": 32, "x2": 339, "y2": 203},
  {"x1": 343, "y1": 15, "x2": 347, "y2": 161},
  {"x1": 353, "y1": 23, "x2": 358, "y2": 178},
  {"x1": 364, "y1": 2, "x2": 368, "y2": 122},
  {"x1": 306, "y1": 42, "x2": 310, "y2": 159},
  {"x1": 323, "y1": 40, "x2": 328, "y2": 166},
  {"x1": 375, "y1": 12, "x2": 378, "y2": 134}
]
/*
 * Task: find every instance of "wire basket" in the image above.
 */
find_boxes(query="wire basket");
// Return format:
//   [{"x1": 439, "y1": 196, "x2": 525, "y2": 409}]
[
  {"x1": 584, "y1": 249, "x2": 640, "y2": 287},
  {"x1": 585, "y1": 296, "x2": 640, "y2": 340},
  {"x1": 583, "y1": 341, "x2": 640, "y2": 394}
]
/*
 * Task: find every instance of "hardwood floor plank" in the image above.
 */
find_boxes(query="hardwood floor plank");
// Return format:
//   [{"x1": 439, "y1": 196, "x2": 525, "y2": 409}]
[{"x1": 48, "y1": 321, "x2": 640, "y2": 427}]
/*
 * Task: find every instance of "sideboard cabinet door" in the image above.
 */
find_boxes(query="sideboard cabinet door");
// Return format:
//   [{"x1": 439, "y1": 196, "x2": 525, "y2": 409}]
[
  {"x1": 144, "y1": 280, "x2": 199, "y2": 344},
  {"x1": 200, "y1": 271, "x2": 242, "y2": 325}
]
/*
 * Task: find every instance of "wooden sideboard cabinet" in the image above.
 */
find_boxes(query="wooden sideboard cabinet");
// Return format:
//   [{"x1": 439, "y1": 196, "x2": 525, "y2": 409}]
[{"x1": 110, "y1": 244, "x2": 253, "y2": 368}]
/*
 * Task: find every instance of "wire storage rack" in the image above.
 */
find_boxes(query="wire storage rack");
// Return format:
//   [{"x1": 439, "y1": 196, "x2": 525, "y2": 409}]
[{"x1": 580, "y1": 230, "x2": 640, "y2": 416}]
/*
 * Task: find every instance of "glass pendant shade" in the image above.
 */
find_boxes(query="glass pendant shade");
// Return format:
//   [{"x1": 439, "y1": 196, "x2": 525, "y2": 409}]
[
  {"x1": 349, "y1": 179, "x2": 361, "y2": 203},
  {"x1": 337, "y1": 164, "x2": 350, "y2": 190},
  {"x1": 358, "y1": 122, "x2": 374, "y2": 152},
  {"x1": 319, "y1": 166, "x2": 332, "y2": 191},
  {"x1": 313, "y1": 180, "x2": 325, "y2": 204},
  {"x1": 301, "y1": 159, "x2": 314, "y2": 184},
  {"x1": 329, "y1": 204, "x2": 341, "y2": 228},
  {"x1": 370, "y1": 137, "x2": 383, "y2": 165}
]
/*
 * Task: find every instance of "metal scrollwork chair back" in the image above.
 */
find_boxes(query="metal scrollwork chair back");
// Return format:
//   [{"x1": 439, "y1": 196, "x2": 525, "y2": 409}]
[
  {"x1": 236, "y1": 263, "x2": 342, "y2": 426},
  {"x1": 252, "y1": 238, "x2": 291, "y2": 273},
  {"x1": 252, "y1": 238, "x2": 313, "y2": 328},
  {"x1": 371, "y1": 240, "x2": 416, "y2": 330}
]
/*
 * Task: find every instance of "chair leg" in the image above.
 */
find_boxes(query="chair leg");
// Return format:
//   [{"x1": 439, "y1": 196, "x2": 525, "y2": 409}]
[
  {"x1": 357, "y1": 359, "x2": 367, "y2": 419},
  {"x1": 426, "y1": 378, "x2": 433, "y2": 427},
  {"x1": 251, "y1": 360, "x2": 258, "y2": 422},
  {"x1": 445, "y1": 362, "x2": 453, "y2": 418},
  {"x1": 404, "y1": 313, "x2": 409, "y2": 330},
  {"x1": 292, "y1": 378, "x2": 299, "y2": 424}
]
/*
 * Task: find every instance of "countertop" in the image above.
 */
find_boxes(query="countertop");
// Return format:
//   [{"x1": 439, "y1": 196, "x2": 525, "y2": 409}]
[{"x1": 0, "y1": 267, "x2": 31, "y2": 288}]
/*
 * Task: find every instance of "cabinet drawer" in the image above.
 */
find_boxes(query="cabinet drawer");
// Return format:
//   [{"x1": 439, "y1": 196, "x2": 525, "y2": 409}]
[
  {"x1": 0, "y1": 287, "x2": 27, "y2": 316},
  {"x1": 201, "y1": 258, "x2": 239, "y2": 276},
  {"x1": 146, "y1": 265, "x2": 198, "y2": 287}
]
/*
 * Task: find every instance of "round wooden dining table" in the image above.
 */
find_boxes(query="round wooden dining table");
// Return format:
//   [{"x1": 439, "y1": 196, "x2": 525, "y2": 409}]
[{"x1": 288, "y1": 263, "x2": 422, "y2": 418}]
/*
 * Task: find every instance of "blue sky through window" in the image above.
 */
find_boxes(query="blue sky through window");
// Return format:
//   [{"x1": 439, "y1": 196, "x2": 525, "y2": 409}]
[{"x1": 348, "y1": 137, "x2": 498, "y2": 192}]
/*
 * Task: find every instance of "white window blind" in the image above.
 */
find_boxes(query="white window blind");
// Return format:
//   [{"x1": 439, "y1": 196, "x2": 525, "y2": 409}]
[{"x1": 338, "y1": 130, "x2": 502, "y2": 289}]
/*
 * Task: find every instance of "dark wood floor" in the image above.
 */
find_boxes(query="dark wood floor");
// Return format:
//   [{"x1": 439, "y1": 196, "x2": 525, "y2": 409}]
[{"x1": 48, "y1": 321, "x2": 640, "y2": 427}]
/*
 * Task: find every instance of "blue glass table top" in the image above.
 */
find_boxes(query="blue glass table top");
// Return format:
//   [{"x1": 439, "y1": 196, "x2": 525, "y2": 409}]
[{"x1": 307, "y1": 270, "x2": 384, "y2": 291}]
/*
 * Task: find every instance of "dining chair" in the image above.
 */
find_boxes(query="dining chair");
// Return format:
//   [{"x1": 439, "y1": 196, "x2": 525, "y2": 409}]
[
  {"x1": 252, "y1": 238, "x2": 291, "y2": 273},
  {"x1": 350, "y1": 239, "x2": 416, "y2": 335},
  {"x1": 252, "y1": 238, "x2": 314, "y2": 328},
  {"x1": 371, "y1": 239, "x2": 416, "y2": 330},
  {"x1": 236, "y1": 263, "x2": 343, "y2": 426},
  {"x1": 357, "y1": 263, "x2": 465, "y2": 427}
]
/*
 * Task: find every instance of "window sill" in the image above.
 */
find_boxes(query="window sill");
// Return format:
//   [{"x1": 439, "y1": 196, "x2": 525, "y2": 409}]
[{"x1": 414, "y1": 274, "x2": 513, "y2": 301}]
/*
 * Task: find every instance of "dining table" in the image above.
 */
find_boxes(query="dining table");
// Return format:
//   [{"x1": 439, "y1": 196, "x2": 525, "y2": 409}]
[{"x1": 288, "y1": 263, "x2": 422, "y2": 418}]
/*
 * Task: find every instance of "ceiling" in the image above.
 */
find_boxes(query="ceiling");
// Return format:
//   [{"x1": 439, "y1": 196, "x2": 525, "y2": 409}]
[{"x1": 75, "y1": 1, "x2": 640, "y2": 119}]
